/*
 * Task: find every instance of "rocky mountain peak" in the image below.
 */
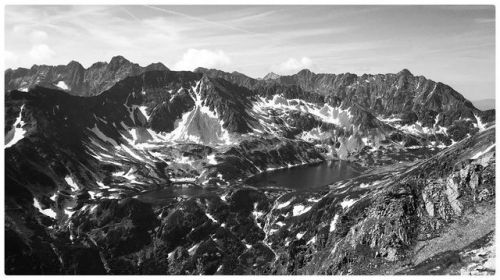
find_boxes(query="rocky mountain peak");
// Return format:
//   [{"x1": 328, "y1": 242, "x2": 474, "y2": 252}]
[
  {"x1": 108, "y1": 55, "x2": 133, "y2": 71},
  {"x1": 144, "y1": 62, "x2": 169, "y2": 72},
  {"x1": 263, "y1": 72, "x2": 280, "y2": 80},
  {"x1": 297, "y1": 68, "x2": 314, "y2": 76},
  {"x1": 89, "y1": 61, "x2": 108, "y2": 69},
  {"x1": 67, "y1": 60, "x2": 83, "y2": 67},
  {"x1": 194, "y1": 67, "x2": 209, "y2": 73},
  {"x1": 231, "y1": 71, "x2": 251, "y2": 78},
  {"x1": 109, "y1": 55, "x2": 130, "y2": 64},
  {"x1": 66, "y1": 60, "x2": 84, "y2": 72},
  {"x1": 397, "y1": 68, "x2": 413, "y2": 77}
]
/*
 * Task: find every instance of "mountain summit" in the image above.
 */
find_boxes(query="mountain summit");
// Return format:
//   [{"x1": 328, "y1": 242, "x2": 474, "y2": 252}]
[{"x1": 263, "y1": 72, "x2": 280, "y2": 80}]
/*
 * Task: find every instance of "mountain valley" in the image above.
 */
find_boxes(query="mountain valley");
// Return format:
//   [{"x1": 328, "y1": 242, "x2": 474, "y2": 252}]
[{"x1": 4, "y1": 56, "x2": 496, "y2": 275}]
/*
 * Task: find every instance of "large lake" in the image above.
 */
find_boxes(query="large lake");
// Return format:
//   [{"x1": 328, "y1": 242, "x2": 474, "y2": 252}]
[
  {"x1": 246, "y1": 160, "x2": 364, "y2": 191},
  {"x1": 137, "y1": 160, "x2": 364, "y2": 204}
]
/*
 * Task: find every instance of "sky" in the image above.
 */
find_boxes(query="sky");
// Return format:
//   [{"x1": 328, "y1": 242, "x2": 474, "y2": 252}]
[{"x1": 4, "y1": 5, "x2": 495, "y2": 100}]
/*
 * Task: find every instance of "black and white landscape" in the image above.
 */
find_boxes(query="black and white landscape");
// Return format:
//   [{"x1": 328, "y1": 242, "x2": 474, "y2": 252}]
[{"x1": 3, "y1": 5, "x2": 496, "y2": 275}]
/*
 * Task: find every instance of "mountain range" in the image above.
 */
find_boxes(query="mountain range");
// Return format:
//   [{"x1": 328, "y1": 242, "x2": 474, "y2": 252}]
[
  {"x1": 5, "y1": 55, "x2": 169, "y2": 96},
  {"x1": 4, "y1": 56, "x2": 496, "y2": 275},
  {"x1": 472, "y1": 98, "x2": 496, "y2": 111}
]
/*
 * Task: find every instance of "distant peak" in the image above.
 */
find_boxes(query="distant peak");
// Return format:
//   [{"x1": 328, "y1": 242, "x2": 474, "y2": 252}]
[
  {"x1": 145, "y1": 62, "x2": 169, "y2": 71},
  {"x1": 398, "y1": 68, "x2": 413, "y2": 76},
  {"x1": 194, "y1": 67, "x2": 209, "y2": 73},
  {"x1": 263, "y1": 72, "x2": 280, "y2": 80},
  {"x1": 89, "y1": 61, "x2": 107, "y2": 69},
  {"x1": 297, "y1": 69, "x2": 313, "y2": 76},
  {"x1": 109, "y1": 55, "x2": 130, "y2": 65},
  {"x1": 67, "y1": 60, "x2": 83, "y2": 69},
  {"x1": 67, "y1": 60, "x2": 80, "y2": 65}
]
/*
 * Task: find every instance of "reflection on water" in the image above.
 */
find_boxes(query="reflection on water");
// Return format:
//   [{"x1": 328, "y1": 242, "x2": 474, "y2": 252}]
[
  {"x1": 246, "y1": 160, "x2": 363, "y2": 191},
  {"x1": 138, "y1": 160, "x2": 363, "y2": 204},
  {"x1": 136, "y1": 186, "x2": 211, "y2": 204}
]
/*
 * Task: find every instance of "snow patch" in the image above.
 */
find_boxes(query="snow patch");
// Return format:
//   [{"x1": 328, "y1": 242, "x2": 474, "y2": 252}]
[
  {"x1": 329, "y1": 214, "x2": 339, "y2": 232},
  {"x1": 379, "y1": 116, "x2": 403, "y2": 123},
  {"x1": 5, "y1": 104, "x2": 27, "y2": 148},
  {"x1": 56, "y1": 81, "x2": 69, "y2": 90},
  {"x1": 474, "y1": 114, "x2": 486, "y2": 131},
  {"x1": 177, "y1": 155, "x2": 195, "y2": 166},
  {"x1": 170, "y1": 177, "x2": 196, "y2": 183},
  {"x1": 207, "y1": 154, "x2": 218, "y2": 165},
  {"x1": 33, "y1": 198, "x2": 57, "y2": 218},
  {"x1": 113, "y1": 168, "x2": 142, "y2": 184},
  {"x1": 470, "y1": 144, "x2": 495, "y2": 160},
  {"x1": 220, "y1": 193, "x2": 228, "y2": 202},
  {"x1": 292, "y1": 204, "x2": 312, "y2": 216},
  {"x1": 296, "y1": 232, "x2": 306, "y2": 239},
  {"x1": 188, "y1": 243, "x2": 200, "y2": 255},
  {"x1": 138, "y1": 106, "x2": 150, "y2": 121},
  {"x1": 307, "y1": 197, "x2": 321, "y2": 203},
  {"x1": 118, "y1": 144, "x2": 144, "y2": 161},
  {"x1": 65, "y1": 176, "x2": 79, "y2": 192},
  {"x1": 88, "y1": 125, "x2": 118, "y2": 146},
  {"x1": 299, "y1": 127, "x2": 332, "y2": 142},
  {"x1": 340, "y1": 198, "x2": 357, "y2": 209},
  {"x1": 97, "y1": 181, "x2": 109, "y2": 189},
  {"x1": 307, "y1": 236, "x2": 317, "y2": 245},
  {"x1": 276, "y1": 199, "x2": 293, "y2": 209},
  {"x1": 64, "y1": 208, "x2": 75, "y2": 219},
  {"x1": 206, "y1": 213, "x2": 218, "y2": 223}
]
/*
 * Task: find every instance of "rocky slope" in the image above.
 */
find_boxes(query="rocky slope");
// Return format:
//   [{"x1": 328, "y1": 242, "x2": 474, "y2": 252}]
[{"x1": 4, "y1": 58, "x2": 496, "y2": 275}]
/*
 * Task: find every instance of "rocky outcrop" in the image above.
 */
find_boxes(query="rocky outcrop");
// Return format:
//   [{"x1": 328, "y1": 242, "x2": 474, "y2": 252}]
[{"x1": 290, "y1": 127, "x2": 495, "y2": 275}]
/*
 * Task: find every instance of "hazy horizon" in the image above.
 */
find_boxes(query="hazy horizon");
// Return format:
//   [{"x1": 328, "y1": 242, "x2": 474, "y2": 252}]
[{"x1": 5, "y1": 5, "x2": 495, "y2": 100}]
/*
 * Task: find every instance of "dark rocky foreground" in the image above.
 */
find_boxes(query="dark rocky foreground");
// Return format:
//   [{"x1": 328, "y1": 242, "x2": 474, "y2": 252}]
[{"x1": 4, "y1": 126, "x2": 495, "y2": 275}]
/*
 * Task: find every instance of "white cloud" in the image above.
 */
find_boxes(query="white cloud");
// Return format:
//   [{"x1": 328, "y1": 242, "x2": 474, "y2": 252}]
[
  {"x1": 173, "y1": 48, "x2": 231, "y2": 71},
  {"x1": 29, "y1": 44, "x2": 55, "y2": 62},
  {"x1": 274, "y1": 57, "x2": 313, "y2": 74},
  {"x1": 5, "y1": 50, "x2": 19, "y2": 68},
  {"x1": 30, "y1": 30, "x2": 48, "y2": 42}
]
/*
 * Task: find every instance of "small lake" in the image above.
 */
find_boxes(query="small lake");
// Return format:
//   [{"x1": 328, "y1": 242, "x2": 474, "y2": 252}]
[{"x1": 246, "y1": 160, "x2": 364, "y2": 191}]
